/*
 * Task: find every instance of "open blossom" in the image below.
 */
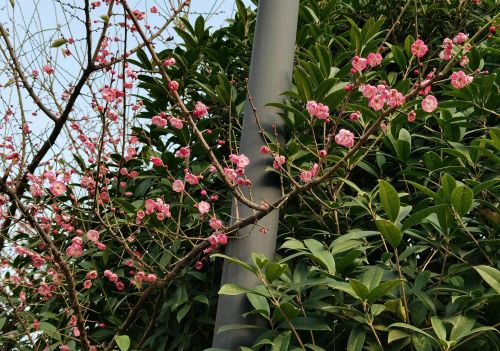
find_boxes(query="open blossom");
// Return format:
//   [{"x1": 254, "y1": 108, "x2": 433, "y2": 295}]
[
  {"x1": 101, "y1": 87, "x2": 116, "y2": 102},
  {"x1": 172, "y1": 179, "x2": 184, "y2": 193},
  {"x1": 407, "y1": 111, "x2": 417, "y2": 122},
  {"x1": 86, "y1": 230, "x2": 99, "y2": 242},
  {"x1": 359, "y1": 84, "x2": 377, "y2": 99},
  {"x1": 460, "y1": 55, "x2": 469, "y2": 67},
  {"x1": 169, "y1": 117, "x2": 183, "y2": 129},
  {"x1": 439, "y1": 38, "x2": 454, "y2": 61},
  {"x1": 185, "y1": 172, "x2": 199, "y2": 185},
  {"x1": 366, "y1": 52, "x2": 382, "y2": 67},
  {"x1": 198, "y1": 201, "x2": 210, "y2": 214},
  {"x1": 193, "y1": 101, "x2": 208, "y2": 118},
  {"x1": 450, "y1": 70, "x2": 473, "y2": 89},
  {"x1": 453, "y1": 32, "x2": 468, "y2": 44},
  {"x1": 299, "y1": 163, "x2": 319, "y2": 183},
  {"x1": 66, "y1": 243, "x2": 83, "y2": 257},
  {"x1": 229, "y1": 154, "x2": 250, "y2": 169},
  {"x1": 387, "y1": 89, "x2": 406, "y2": 107},
  {"x1": 42, "y1": 65, "x2": 55, "y2": 74},
  {"x1": 273, "y1": 155, "x2": 286, "y2": 170},
  {"x1": 351, "y1": 55, "x2": 368, "y2": 72},
  {"x1": 306, "y1": 101, "x2": 329, "y2": 120},
  {"x1": 411, "y1": 39, "x2": 429, "y2": 58},
  {"x1": 175, "y1": 146, "x2": 191, "y2": 159},
  {"x1": 368, "y1": 94, "x2": 385, "y2": 111},
  {"x1": 335, "y1": 129, "x2": 355, "y2": 148},
  {"x1": 422, "y1": 95, "x2": 438, "y2": 113},
  {"x1": 350, "y1": 111, "x2": 362, "y2": 121},
  {"x1": 50, "y1": 181, "x2": 66, "y2": 197},
  {"x1": 151, "y1": 156, "x2": 164, "y2": 167},
  {"x1": 209, "y1": 217, "x2": 223, "y2": 230},
  {"x1": 152, "y1": 115, "x2": 167, "y2": 127}
]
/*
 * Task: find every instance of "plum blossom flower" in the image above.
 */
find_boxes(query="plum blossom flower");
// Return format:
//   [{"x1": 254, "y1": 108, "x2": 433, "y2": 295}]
[
  {"x1": 350, "y1": 111, "x2": 362, "y2": 121},
  {"x1": 151, "y1": 156, "x2": 164, "y2": 167},
  {"x1": 453, "y1": 32, "x2": 468, "y2": 44},
  {"x1": 168, "y1": 80, "x2": 179, "y2": 91},
  {"x1": 185, "y1": 173, "x2": 199, "y2": 185},
  {"x1": 273, "y1": 155, "x2": 286, "y2": 170},
  {"x1": 169, "y1": 117, "x2": 183, "y2": 129},
  {"x1": 439, "y1": 38, "x2": 454, "y2": 61},
  {"x1": 351, "y1": 55, "x2": 368, "y2": 72},
  {"x1": 407, "y1": 111, "x2": 416, "y2": 122},
  {"x1": 229, "y1": 154, "x2": 250, "y2": 169},
  {"x1": 335, "y1": 129, "x2": 355, "y2": 148},
  {"x1": 421, "y1": 95, "x2": 438, "y2": 113},
  {"x1": 66, "y1": 243, "x2": 83, "y2": 257},
  {"x1": 175, "y1": 147, "x2": 190, "y2": 159},
  {"x1": 366, "y1": 52, "x2": 382, "y2": 67},
  {"x1": 42, "y1": 65, "x2": 55, "y2": 75},
  {"x1": 163, "y1": 58, "x2": 176, "y2": 66},
  {"x1": 101, "y1": 87, "x2": 116, "y2": 102},
  {"x1": 150, "y1": 6, "x2": 158, "y2": 13},
  {"x1": 197, "y1": 201, "x2": 210, "y2": 214},
  {"x1": 50, "y1": 181, "x2": 66, "y2": 197},
  {"x1": 86, "y1": 230, "x2": 99, "y2": 242},
  {"x1": 450, "y1": 70, "x2": 473, "y2": 89},
  {"x1": 306, "y1": 101, "x2": 329, "y2": 120},
  {"x1": 172, "y1": 179, "x2": 184, "y2": 193},
  {"x1": 193, "y1": 101, "x2": 208, "y2": 118},
  {"x1": 411, "y1": 39, "x2": 429, "y2": 58}
]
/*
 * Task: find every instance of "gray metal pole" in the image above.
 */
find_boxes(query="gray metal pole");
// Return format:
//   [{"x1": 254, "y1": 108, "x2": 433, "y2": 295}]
[{"x1": 212, "y1": 0, "x2": 299, "y2": 349}]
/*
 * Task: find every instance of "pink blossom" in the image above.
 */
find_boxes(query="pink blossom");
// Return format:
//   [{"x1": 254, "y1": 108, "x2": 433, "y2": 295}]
[
  {"x1": 115, "y1": 281, "x2": 125, "y2": 290},
  {"x1": 335, "y1": 129, "x2": 355, "y2": 148},
  {"x1": 450, "y1": 70, "x2": 473, "y2": 89},
  {"x1": 217, "y1": 233, "x2": 228, "y2": 245},
  {"x1": 306, "y1": 101, "x2": 329, "y2": 120},
  {"x1": 185, "y1": 173, "x2": 199, "y2": 185},
  {"x1": 152, "y1": 115, "x2": 167, "y2": 127},
  {"x1": 195, "y1": 261, "x2": 204, "y2": 270},
  {"x1": 453, "y1": 32, "x2": 468, "y2": 44},
  {"x1": 193, "y1": 101, "x2": 208, "y2": 118},
  {"x1": 30, "y1": 183, "x2": 43, "y2": 197},
  {"x1": 175, "y1": 146, "x2": 191, "y2": 159},
  {"x1": 101, "y1": 87, "x2": 116, "y2": 102},
  {"x1": 367, "y1": 52, "x2": 382, "y2": 67},
  {"x1": 407, "y1": 111, "x2": 416, "y2": 122},
  {"x1": 209, "y1": 217, "x2": 223, "y2": 230},
  {"x1": 169, "y1": 117, "x2": 183, "y2": 129},
  {"x1": 387, "y1": 89, "x2": 406, "y2": 107},
  {"x1": 368, "y1": 94, "x2": 385, "y2": 111},
  {"x1": 351, "y1": 56, "x2": 368, "y2": 72},
  {"x1": 83, "y1": 280, "x2": 92, "y2": 289},
  {"x1": 168, "y1": 80, "x2": 179, "y2": 91},
  {"x1": 439, "y1": 38, "x2": 454, "y2": 61},
  {"x1": 223, "y1": 167, "x2": 238, "y2": 182},
  {"x1": 350, "y1": 111, "x2": 362, "y2": 121},
  {"x1": 163, "y1": 58, "x2": 176, "y2": 67},
  {"x1": 72, "y1": 237, "x2": 83, "y2": 246},
  {"x1": 198, "y1": 201, "x2": 210, "y2": 214},
  {"x1": 421, "y1": 95, "x2": 438, "y2": 113},
  {"x1": 151, "y1": 156, "x2": 164, "y2": 167},
  {"x1": 273, "y1": 155, "x2": 286, "y2": 170},
  {"x1": 172, "y1": 179, "x2": 184, "y2": 193},
  {"x1": 86, "y1": 230, "x2": 99, "y2": 242},
  {"x1": 38, "y1": 283, "x2": 51, "y2": 296},
  {"x1": 259, "y1": 146, "x2": 270, "y2": 155},
  {"x1": 32, "y1": 70, "x2": 39, "y2": 77},
  {"x1": 42, "y1": 65, "x2": 55, "y2": 75},
  {"x1": 359, "y1": 84, "x2": 377, "y2": 99},
  {"x1": 411, "y1": 39, "x2": 429, "y2": 58},
  {"x1": 50, "y1": 181, "x2": 66, "y2": 197},
  {"x1": 86, "y1": 270, "x2": 98, "y2": 279},
  {"x1": 229, "y1": 154, "x2": 250, "y2": 169},
  {"x1": 66, "y1": 243, "x2": 83, "y2": 257},
  {"x1": 319, "y1": 149, "x2": 327, "y2": 158},
  {"x1": 460, "y1": 55, "x2": 469, "y2": 67},
  {"x1": 150, "y1": 6, "x2": 158, "y2": 13}
]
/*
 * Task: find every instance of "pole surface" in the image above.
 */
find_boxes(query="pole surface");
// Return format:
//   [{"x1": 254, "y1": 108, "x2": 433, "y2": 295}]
[{"x1": 212, "y1": 0, "x2": 299, "y2": 349}]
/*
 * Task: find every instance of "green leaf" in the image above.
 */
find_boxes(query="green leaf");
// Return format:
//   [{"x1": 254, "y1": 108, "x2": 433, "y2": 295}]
[
  {"x1": 286, "y1": 317, "x2": 331, "y2": 331},
  {"x1": 474, "y1": 265, "x2": 500, "y2": 294},
  {"x1": 449, "y1": 315, "x2": 475, "y2": 341},
  {"x1": 401, "y1": 205, "x2": 447, "y2": 231},
  {"x1": 272, "y1": 331, "x2": 292, "y2": 351},
  {"x1": 431, "y1": 317, "x2": 447, "y2": 341},
  {"x1": 349, "y1": 279, "x2": 369, "y2": 300},
  {"x1": 304, "y1": 239, "x2": 336, "y2": 274},
  {"x1": 216, "y1": 324, "x2": 264, "y2": 334},
  {"x1": 294, "y1": 66, "x2": 313, "y2": 101},
  {"x1": 391, "y1": 45, "x2": 407, "y2": 71},
  {"x1": 367, "y1": 280, "x2": 401, "y2": 303},
  {"x1": 219, "y1": 284, "x2": 266, "y2": 297},
  {"x1": 246, "y1": 293, "x2": 270, "y2": 318},
  {"x1": 390, "y1": 323, "x2": 438, "y2": 345},
  {"x1": 347, "y1": 325, "x2": 366, "y2": 351},
  {"x1": 375, "y1": 219, "x2": 403, "y2": 249},
  {"x1": 379, "y1": 180, "x2": 400, "y2": 222},
  {"x1": 266, "y1": 263, "x2": 287, "y2": 282},
  {"x1": 450, "y1": 185, "x2": 473, "y2": 216},
  {"x1": 114, "y1": 335, "x2": 130, "y2": 351},
  {"x1": 51, "y1": 38, "x2": 68, "y2": 48},
  {"x1": 211, "y1": 253, "x2": 257, "y2": 274}
]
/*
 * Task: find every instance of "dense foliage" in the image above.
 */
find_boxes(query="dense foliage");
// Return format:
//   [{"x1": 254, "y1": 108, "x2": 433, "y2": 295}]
[{"x1": 0, "y1": 0, "x2": 499, "y2": 350}]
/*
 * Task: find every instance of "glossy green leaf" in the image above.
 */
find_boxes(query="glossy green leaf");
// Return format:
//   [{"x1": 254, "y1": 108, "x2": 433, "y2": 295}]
[
  {"x1": 379, "y1": 180, "x2": 400, "y2": 222},
  {"x1": 376, "y1": 219, "x2": 403, "y2": 249}
]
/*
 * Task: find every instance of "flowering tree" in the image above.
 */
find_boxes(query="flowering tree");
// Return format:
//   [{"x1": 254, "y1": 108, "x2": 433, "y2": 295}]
[{"x1": 0, "y1": 0, "x2": 499, "y2": 350}]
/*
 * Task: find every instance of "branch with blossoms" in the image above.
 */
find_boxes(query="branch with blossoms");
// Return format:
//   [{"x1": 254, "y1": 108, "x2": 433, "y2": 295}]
[{"x1": 97, "y1": 5, "x2": 499, "y2": 349}]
